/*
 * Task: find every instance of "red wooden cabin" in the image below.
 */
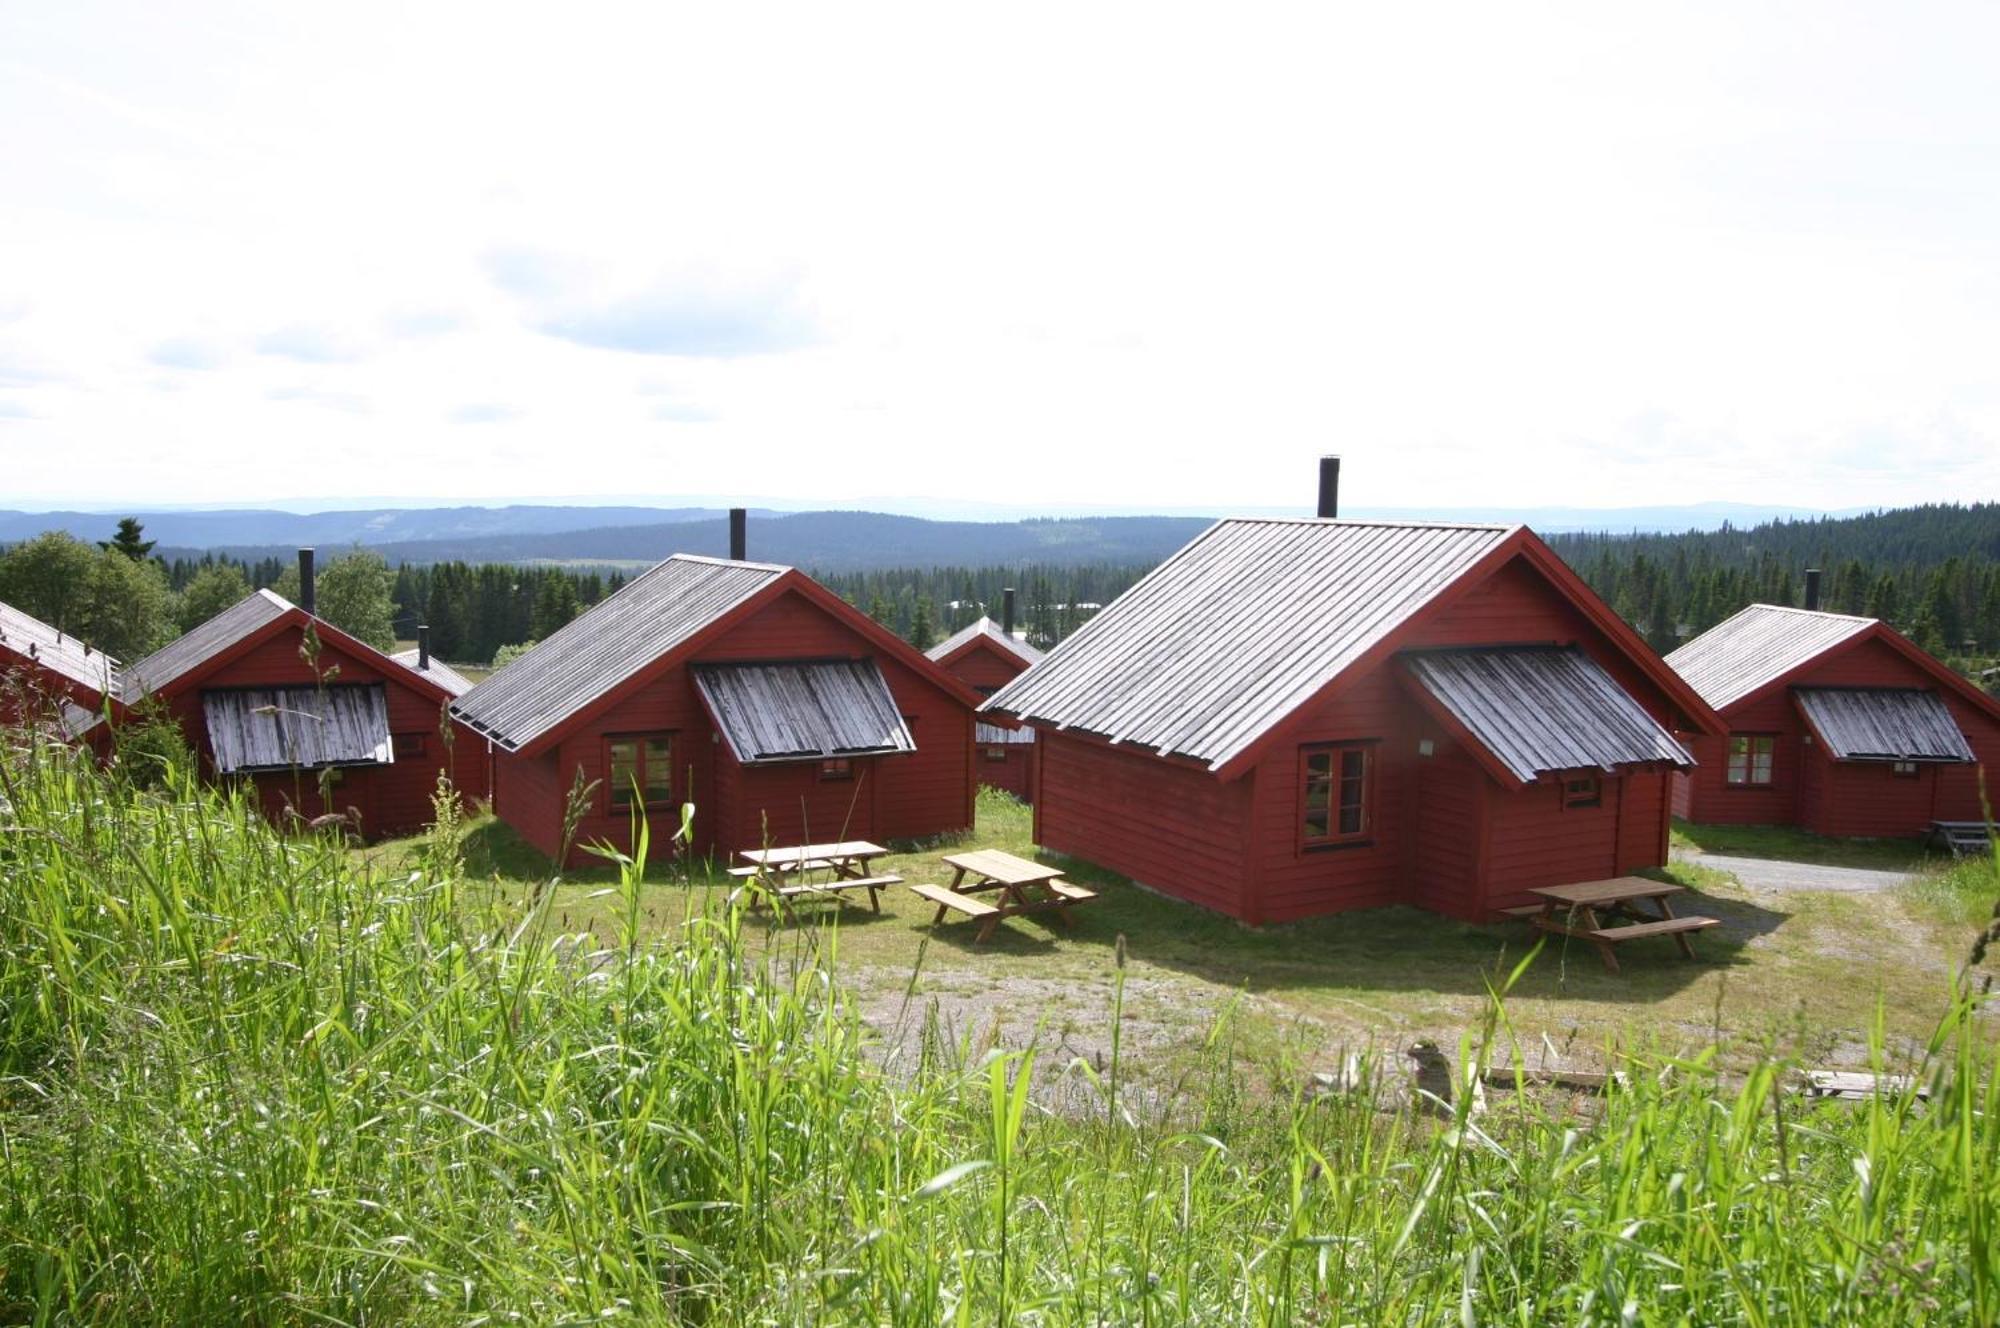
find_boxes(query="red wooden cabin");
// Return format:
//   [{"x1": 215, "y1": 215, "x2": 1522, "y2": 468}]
[
  {"x1": 926, "y1": 615, "x2": 1043, "y2": 802},
  {"x1": 451, "y1": 554, "x2": 982, "y2": 867},
  {"x1": 983, "y1": 519, "x2": 1723, "y2": 924},
  {"x1": 101, "y1": 589, "x2": 486, "y2": 836},
  {"x1": 0, "y1": 598, "x2": 120, "y2": 728},
  {"x1": 1667, "y1": 604, "x2": 2000, "y2": 836}
]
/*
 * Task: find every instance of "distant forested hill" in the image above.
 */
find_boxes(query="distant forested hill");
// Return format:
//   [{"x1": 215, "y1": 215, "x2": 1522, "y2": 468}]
[
  {"x1": 156, "y1": 511, "x2": 1217, "y2": 574},
  {"x1": 1547, "y1": 502, "x2": 2000, "y2": 656}
]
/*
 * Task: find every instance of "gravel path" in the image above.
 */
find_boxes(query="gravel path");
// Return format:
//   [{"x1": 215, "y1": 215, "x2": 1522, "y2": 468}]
[{"x1": 1673, "y1": 850, "x2": 1916, "y2": 894}]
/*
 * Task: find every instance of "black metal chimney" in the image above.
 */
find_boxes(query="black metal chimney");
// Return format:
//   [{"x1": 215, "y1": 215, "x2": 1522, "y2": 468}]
[
  {"x1": 1317, "y1": 455, "x2": 1340, "y2": 519},
  {"x1": 417, "y1": 624, "x2": 430, "y2": 670},
  {"x1": 298, "y1": 548, "x2": 316, "y2": 617},
  {"x1": 1002, "y1": 587, "x2": 1016, "y2": 637},
  {"x1": 729, "y1": 507, "x2": 747, "y2": 561},
  {"x1": 1804, "y1": 568, "x2": 1822, "y2": 613}
]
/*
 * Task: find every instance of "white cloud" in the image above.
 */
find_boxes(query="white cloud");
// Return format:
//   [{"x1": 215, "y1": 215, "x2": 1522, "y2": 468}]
[{"x1": 0, "y1": 3, "x2": 1996, "y2": 512}]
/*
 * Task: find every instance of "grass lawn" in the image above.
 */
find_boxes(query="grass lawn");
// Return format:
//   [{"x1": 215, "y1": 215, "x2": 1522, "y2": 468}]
[
  {"x1": 1671, "y1": 817, "x2": 1941, "y2": 871},
  {"x1": 362, "y1": 790, "x2": 1995, "y2": 1087}
]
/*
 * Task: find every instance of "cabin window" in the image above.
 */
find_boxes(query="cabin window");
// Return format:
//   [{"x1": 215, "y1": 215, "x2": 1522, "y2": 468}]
[
  {"x1": 392, "y1": 732, "x2": 426, "y2": 760},
  {"x1": 1562, "y1": 774, "x2": 1602, "y2": 809},
  {"x1": 1891, "y1": 760, "x2": 1919, "y2": 778},
  {"x1": 1302, "y1": 743, "x2": 1371, "y2": 848},
  {"x1": 1725, "y1": 734, "x2": 1775, "y2": 786},
  {"x1": 820, "y1": 757, "x2": 854, "y2": 781},
  {"x1": 985, "y1": 745, "x2": 1008, "y2": 762},
  {"x1": 607, "y1": 734, "x2": 674, "y2": 809}
]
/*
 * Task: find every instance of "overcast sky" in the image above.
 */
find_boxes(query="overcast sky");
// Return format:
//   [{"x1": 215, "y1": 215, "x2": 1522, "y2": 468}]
[{"x1": 2, "y1": 3, "x2": 1997, "y2": 514}]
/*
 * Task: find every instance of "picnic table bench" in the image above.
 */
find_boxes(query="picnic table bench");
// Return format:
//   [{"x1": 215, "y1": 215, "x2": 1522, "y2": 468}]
[
  {"x1": 913, "y1": 849, "x2": 1098, "y2": 943},
  {"x1": 731, "y1": 840, "x2": 900, "y2": 914},
  {"x1": 1505, "y1": 877, "x2": 1718, "y2": 974},
  {"x1": 1930, "y1": 820, "x2": 1994, "y2": 857}
]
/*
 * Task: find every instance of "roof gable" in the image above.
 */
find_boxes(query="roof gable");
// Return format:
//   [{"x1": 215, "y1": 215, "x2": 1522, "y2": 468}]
[
  {"x1": 0, "y1": 598, "x2": 119, "y2": 698},
  {"x1": 1669, "y1": 603, "x2": 2000, "y2": 727},
  {"x1": 452, "y1": 554, "x2": 980, "y2": 754},
  {"x1": 927, "y1": 617, "x2": 1044, "y2": 670},
  {"x1": 1667, "y1": 604, "x2": 1875, "y2": 711},
  {"x1": 984, "y1": 519, "x2": 1519, "y2": 769},
  {"x1": 118, "y1": 589, "x2": 455, "y2": 710}
]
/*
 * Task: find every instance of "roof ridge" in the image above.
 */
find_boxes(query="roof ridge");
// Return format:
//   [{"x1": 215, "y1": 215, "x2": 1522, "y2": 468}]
[
  {"x1": 667, "y1": 552, "x2": 794, "y2": 573},
  {"x1": 1219, "y1": 516, "x2": 1519, "y2": 532}
]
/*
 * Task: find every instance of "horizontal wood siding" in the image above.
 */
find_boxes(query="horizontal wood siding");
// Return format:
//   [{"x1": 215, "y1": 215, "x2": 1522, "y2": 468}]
[
  {"x1": 1, "y1": 649, "x2": 106, "y2": 727},
  {"x1": 732, "y1": 757, "x2": 883, "y2": 850},
  {"x1": 1617, "y1": 770, "x2": 1669, "y2": 873},
  {"x1": 1802, "y1": 750, "x2": 1940, "y2": 839},
  {"x1": 1483, "y1": 777, "x2": 1622, "y2": 911},
  {"x1": 1250, "y1": 667, "x2": 1419, "y2": 921},
  {"x1": 1412, "y1": 747, "x2": 1485, "y2": 919},
  {"x1": 493, "y1": 748, "x2": 565, "y2": 860},
  {"x1": 1036, "y1": 732, "x2": 1251, "y2": 918},
  {"x1": 942, "y1": 644, "x2": 1025, "y2": 694},
  {"x1": 975, "y1": 744, "x2": 1034, "y2": 801}
]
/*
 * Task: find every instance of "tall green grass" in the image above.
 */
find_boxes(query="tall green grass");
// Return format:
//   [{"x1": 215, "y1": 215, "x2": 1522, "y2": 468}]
[{"x1": 2, "y1": 731, "x2": 1997, "y2": 1324}]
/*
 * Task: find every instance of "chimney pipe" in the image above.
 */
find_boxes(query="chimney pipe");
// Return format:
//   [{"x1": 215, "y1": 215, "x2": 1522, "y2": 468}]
[
  {"x1": 729, "y1": 507, "x2": 747, "y2": 561},
  {"x1": 298, "y1": 548, "x2": 316, "y2": 617},
  {"x1": 417, "y1": 624, "x2": 430, "y2": 670},
  {"x1": 1804, "y1": 568, "x2": 1822, "y2": 613},
  {"x1": 1317, "y1": 455, "x2": 1340, "y2": 519},
  {"x1": 1002, "y1": 587, "x2": 1016, "y2": 638}
]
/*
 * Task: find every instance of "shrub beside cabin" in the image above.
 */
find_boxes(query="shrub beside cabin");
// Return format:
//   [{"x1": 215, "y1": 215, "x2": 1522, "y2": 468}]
[
  {"x1": 926, "y1": 609, "x2": 1043, "y2": 802},
  {"x1": 451, "y1": 554, "x2": 981, "y2": 866},
  {"x1": 0, "y1": 599, "x2": 120, "y2": 727},
  {"x1": 92, "y1": 584, "x2": 488, "y2": 836},
  {"x1": 1667, "y1": 602, "x2": 2000, "y2": 837},
  {"x1": 983, "y1": 519, "x2": 1724, "y2": 924}
]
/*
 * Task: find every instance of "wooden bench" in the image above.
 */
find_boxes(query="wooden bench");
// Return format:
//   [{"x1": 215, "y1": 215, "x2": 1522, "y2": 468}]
[
  {"x1": 777, "y1": 873, "x2": 899, "y2": 907},
  {"x1": 1931, "y1": 821, "x2": 1994, "y2": 857},
  {"x1": 1586, "y1": 916, "x2": 1719, "y2": 944},
  {"x1": 1045, "y1": 880, "x2": 1098, "y2": 903},
  {"x1": 909, "y1": 882, "x2": 1007, "y2": 943},
  {"x1": 728, "y1": 860, "x2": 835, "y2": 879}
]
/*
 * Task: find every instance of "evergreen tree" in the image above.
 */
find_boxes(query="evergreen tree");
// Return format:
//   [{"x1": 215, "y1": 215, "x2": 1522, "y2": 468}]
[
  {"x1": 907, "y1": 596, "x2": 938, "y2": 651},
  {"x1": 532, "y1": 574, "x2": 581, "y2": 638},
  {"x1": 100, "y1": 517, "x2": 156, "y2": 562}
]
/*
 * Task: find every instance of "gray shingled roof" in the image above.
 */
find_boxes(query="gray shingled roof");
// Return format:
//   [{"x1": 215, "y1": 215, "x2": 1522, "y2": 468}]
[
  {"x1": 1667, "y1": 604, "x2": 1874, "y2": 712},
  {"x1": 983, "y1": 518, "x2": 1516, "y2": 769},
  {"x1": 1405, "y1": 647, "x2": 1694, "y2": 784},
  {"x1": 202, "y1": 684, "x2": 394, "y2": 773},
  {"x1": 928, "y1": 617, "x2": 1044, "y2": 667},
  {"x1": 120, "y1": 590, "x2": 293, "y2": 703},
  {"x1": 0, "y1": 598, "x2": 119, "y2": 696},
  {"x1": 1794, "y1": 687, "x2": 1974, "y2": 762},
  {"x1": 390, "y1": 649, "x2": 477, "y2": 699},
  {"x1": 453, "y1": 555, "x2": 786, "y2": 751},
  {"x1": 693, "y1": 660, "x2": 914, "y2": 763}
]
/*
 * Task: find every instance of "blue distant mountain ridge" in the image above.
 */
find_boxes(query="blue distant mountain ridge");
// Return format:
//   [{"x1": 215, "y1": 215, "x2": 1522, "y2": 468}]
[{"x1": 0, "y1": 500, "x2": 1871, "y2": 573}]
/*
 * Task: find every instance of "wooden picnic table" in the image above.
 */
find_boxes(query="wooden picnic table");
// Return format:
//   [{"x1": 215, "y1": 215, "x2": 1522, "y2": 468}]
[
  {"x1": 730, "y1": 840, "x2": 899, "y2": 913},
  {"x1": 910, "y1": 848, "x2": 1098, "y2": 943},
  {"x1": 1509, "y1": 877, "x2": 1719, "y2": 975}
]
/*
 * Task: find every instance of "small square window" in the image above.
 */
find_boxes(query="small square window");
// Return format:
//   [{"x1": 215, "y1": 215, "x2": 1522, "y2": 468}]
[
  {"x1": 820, "y1": 757, "x2": 854, "y2": 781},
  {"x1": 1562, "y1": 775, "x2": 1602, "y2": 809},
  {"x1": 984, "y1": 745, "x2": 1008, "y2": 762},
  {"x1": 1891, "y1": 760, "x2": 1919, "y2": 778},
  {"x1": 392, "y1": 732, "x2": 426, "y2": 759}
]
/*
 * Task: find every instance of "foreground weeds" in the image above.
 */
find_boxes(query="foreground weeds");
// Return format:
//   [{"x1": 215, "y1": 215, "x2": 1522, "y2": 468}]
[{"x1": 2, "y1": 735, "x2": 1997, "y2": 1324}]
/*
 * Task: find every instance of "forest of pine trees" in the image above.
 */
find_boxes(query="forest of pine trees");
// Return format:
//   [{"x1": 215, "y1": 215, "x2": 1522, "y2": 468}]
[{"x1": 137, "y1": 502, "x2": 2000, "y2": 675}]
